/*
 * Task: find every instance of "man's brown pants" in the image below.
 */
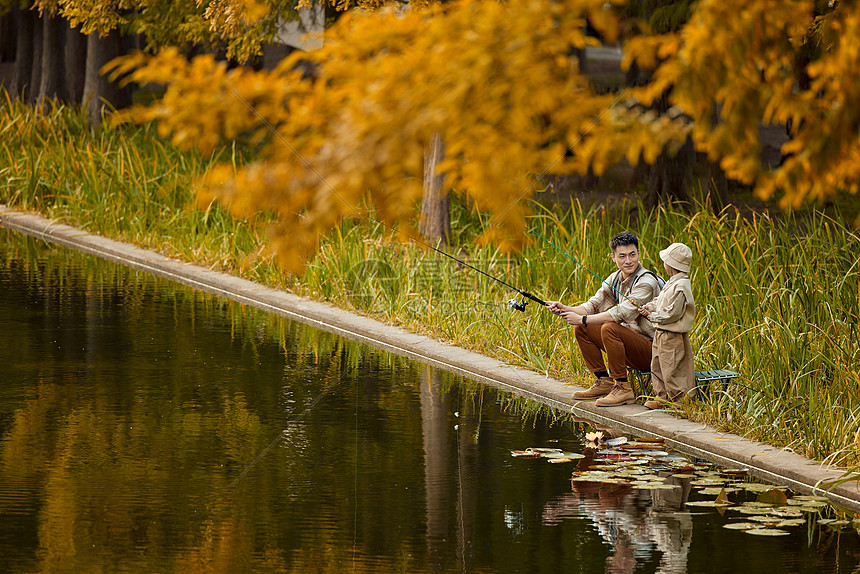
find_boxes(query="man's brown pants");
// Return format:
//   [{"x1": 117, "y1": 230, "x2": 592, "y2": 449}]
[{"x1": 574, "y1": 322, "x2": 652, "y2": 380}]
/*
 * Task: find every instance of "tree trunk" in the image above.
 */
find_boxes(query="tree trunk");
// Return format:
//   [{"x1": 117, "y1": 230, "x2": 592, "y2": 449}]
[
  {"x1": 28, "y1": 12, "x2": 43, "y2": 103},
  {"x1": 645, "y1": 135, "x2": 694, "y2": 209},
  {"x1": 420, "y1": 366, "x2": 450, "y2": 570},
  {"x1": 454, "y1": 391, "x2": 479, "y2": 568},
  {"x1": 84, "y1": 29, "x2": 125, "y2": 125},
  {"x1": 65, "y1": 23, "x2": 87, "y2": 105},
  {"x1": 643, "y1": 92, "x2": 695, "y2": 209},
  {"x1": 0, "y1": 11, "x2": 15, "y2": 63},
  {"x1": 10, "y1": 8, "x2": 34, "y2": 100},
  {"x1": 38, "y1": 12, "x2": 65, "y2": 103},
  {"x1": 702, "y1": 153, "x2": 728, "y2": 211},
  {"x1": 419, "y1": 132, "x2": 451, "y2": 247}
]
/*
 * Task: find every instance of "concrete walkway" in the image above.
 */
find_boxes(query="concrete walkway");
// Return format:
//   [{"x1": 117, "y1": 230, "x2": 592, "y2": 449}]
[{"x1": 3, "y1": 206, "x2": 859, "y2": 511}]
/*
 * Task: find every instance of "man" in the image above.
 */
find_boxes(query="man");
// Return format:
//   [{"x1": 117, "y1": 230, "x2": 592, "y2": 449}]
[{"x1": 547, "y1": 231, "x2": 662, "y2": 407}]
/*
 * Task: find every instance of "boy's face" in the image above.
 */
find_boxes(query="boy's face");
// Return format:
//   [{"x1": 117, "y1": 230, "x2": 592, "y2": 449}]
[
  {"x1": 664, "y1": 261, "x2": 674, "y2": 276},
  {"x1": 611, "y1": 244, "x2": 640, "y2": 278}
]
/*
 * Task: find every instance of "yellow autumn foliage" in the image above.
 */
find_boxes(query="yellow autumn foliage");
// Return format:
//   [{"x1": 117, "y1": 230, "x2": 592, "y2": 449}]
[
  {"x1": 114, "y1": 0, "x2": 624, "y2": 272},
  {"x1": 114, "y1": 0, "x2": 860, "y2": 272},
  {"x1": 632, "y1": 0, "x2": 860, "y2": 212}
]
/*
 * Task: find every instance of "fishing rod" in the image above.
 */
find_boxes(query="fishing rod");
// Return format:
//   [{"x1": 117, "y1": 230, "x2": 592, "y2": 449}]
[
  {"x1": 427, "y1": 243, "x2": 548, "y2": 312},
  {"x1": 528, "y1": 227, "x2": 644, "y2": 310}
]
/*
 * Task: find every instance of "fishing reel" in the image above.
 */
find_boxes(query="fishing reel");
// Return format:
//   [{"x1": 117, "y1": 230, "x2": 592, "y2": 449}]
[{"x1": 508, "y1": 297, "x2": 529, "y2": 312}]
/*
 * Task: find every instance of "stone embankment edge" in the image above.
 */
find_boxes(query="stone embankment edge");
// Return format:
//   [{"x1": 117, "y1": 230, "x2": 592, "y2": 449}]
[{"x1": 3, "y1": 206, "x2": 860, "y2": 512}]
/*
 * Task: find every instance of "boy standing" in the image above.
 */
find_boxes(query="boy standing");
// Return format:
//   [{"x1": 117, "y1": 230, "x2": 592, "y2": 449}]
[{"x1": 640, "y1": 243, "x2": 696, "y2": 409}]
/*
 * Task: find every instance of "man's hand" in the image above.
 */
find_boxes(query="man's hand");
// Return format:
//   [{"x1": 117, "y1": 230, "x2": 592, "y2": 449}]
[
  {"x1": 560, "y1": 311, "x2": 584, "y2": 326},
  {"x1": 546, "y1": 301, "x2": 568, "y2": 316}
]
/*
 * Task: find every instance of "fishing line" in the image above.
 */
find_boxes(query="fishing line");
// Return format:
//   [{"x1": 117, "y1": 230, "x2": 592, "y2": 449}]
[{"x1": 228, "y1": 351, "x2": 362, "y2": 489}]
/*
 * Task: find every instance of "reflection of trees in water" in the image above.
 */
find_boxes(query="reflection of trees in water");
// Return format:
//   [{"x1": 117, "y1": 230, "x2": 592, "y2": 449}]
[
  {"x1": 421, "y1": 365, "x2": 480, "y2": 572},
  {"x1": 541, "y1": 450, "x2": 693, "y2": 574},
  {"x1": 0, "y1": 240, "x2": 405, "y2": 572}
]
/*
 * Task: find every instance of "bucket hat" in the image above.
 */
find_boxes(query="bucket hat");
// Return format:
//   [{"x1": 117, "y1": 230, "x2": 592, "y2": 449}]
[{"x1": 660, "y1": 242, "x2": 692, "y2": 273}]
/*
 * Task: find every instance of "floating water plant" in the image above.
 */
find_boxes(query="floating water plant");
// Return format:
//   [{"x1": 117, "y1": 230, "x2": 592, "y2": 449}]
[{"x1": 511, "y1": 432, "x2": 859, "y2": 537}]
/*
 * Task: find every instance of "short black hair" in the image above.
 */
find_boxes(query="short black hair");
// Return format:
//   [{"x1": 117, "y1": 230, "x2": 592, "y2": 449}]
[{"x1": 609, "y1": 230, "x2": 639, "y2": 252}]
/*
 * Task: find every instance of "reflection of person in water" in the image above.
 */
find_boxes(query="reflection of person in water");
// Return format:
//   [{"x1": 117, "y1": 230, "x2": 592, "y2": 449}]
[{"x1": 541, "y1": 448, "x2": 693, "y2": 574}]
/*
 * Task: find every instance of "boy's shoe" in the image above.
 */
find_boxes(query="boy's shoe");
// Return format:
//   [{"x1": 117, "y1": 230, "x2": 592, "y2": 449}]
[
  {"x1": 643, "y1": 399, "x2": 665, "y2": 410},
  {"x1": 572, "y1": 377, "x2": 614, "y2": 400},
  {"x1": 595, "y1": 383, "x2": 636, "y2": 407}
]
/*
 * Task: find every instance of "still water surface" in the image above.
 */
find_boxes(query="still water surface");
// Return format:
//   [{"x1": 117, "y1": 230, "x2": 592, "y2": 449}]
[{"x1": 1, "y1": 229, "x2": 859, "y2": 573}]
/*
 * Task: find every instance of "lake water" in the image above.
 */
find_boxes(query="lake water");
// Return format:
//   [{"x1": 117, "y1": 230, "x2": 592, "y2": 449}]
[{"x1": 1, "y1": 228, "x2": 859, "y2": 573}]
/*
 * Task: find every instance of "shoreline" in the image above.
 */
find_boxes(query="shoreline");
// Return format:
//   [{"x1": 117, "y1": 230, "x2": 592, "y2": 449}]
[{"x1": 3, "y1": 205, "x2": 859, "y2": 511}]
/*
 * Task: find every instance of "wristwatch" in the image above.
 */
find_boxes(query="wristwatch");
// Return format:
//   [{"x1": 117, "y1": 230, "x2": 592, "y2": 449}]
[{"x1": 582, "y1": 315, "x2": 588, "y2": 326}]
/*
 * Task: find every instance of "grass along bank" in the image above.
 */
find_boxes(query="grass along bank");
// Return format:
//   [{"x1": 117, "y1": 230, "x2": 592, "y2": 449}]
[{"x1": 2, "y1": 99, "x2": 860, "y2": 468}]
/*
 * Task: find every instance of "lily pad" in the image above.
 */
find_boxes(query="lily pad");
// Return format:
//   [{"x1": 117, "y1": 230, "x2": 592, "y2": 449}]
[
  {"x1": 685, "y1": 500, "x2": 733, "y2": 507},
  {"x1": 771, "y1": 508, "x2": 804, "y2": 518},
  {"x1": 826, "y1": 520, "x2": 850, "y2": 528},
  {"x1": 742, "y1": 483, "x2": 779, "y2": 493},
  {"x1": 604, "y1": 437, "x2": 628, "y2": 446},
  {"x1": 528, "y1": 447, "x2": 563, "y2": 454},
  {"x1": 794, "y1": 495, "x2": 829, "y2": 503},
  {"x1": 636, "y1": 437, "x2": 666, "y2": 444},
  {"x1": 747, "y1": 515, "x2": 781, "y2": 523},
  {"x1": 635, "y1": 474, "x2": 665, "y2": 481},
  {"x1": 571, "y1": 477, "x2": 627, "y2": 484},
  {"x1": 788, "y1": 499, "x2": 827, "y2": 508},
  {"x1": 735, "y1": 506, "x2": 775, "y2": 515},
  {"x1": 596, "y1": 455, "x2": 638, "y2": 462},
  {"x1": 545, "y1": 451, "x2": 585, "y2": 460},
  {"x1": 691, "y1": 479, "x2": 727, "y2": 487},
  {"x1": 547, "y1": 458, "x2": 576, "y2": 463},
  {"x1": 775, "y1": 519, "x2": 807, "y2": 527},
  {"x1": 724, "y1": 522, "x2": 761, "y2": 530},
  {"x1": 510, "y1": 450, "x2": 542, "y2": 458},
  {"x1": 746, "y1": 528, "x2": 790, "y2": 536},
  {"x1": 700, "y1": 487, "x2": 741, "y2": 495},
  {"x1": 662, "y1": 455, "x2": 690, "y2": 463},
  {"x1": 816, "y1": 518, "x2": 849, "y2": 527}
]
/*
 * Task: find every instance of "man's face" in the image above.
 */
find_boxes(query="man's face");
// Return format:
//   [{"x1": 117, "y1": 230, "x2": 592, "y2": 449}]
[{"x1": 611, "y1": 244, "x2": 640, "y2": 277}]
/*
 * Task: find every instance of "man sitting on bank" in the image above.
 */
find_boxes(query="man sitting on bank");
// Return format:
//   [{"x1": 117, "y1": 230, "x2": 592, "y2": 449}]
[{"x1": 547, "y1": 230, "x2": 663, "y2": 407}]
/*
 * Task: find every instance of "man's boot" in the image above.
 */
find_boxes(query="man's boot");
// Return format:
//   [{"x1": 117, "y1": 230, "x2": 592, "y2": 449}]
[
  {"x1": 595, "y1": 382, "x2": 636, "y2": 407},
  {"x1": 572, "y1": 377, "x2": 614, "y2": 400}
]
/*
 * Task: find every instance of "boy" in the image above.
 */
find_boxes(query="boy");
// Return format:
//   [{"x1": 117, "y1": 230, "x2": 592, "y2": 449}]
[{"x1": 639, "y1": 243, "x2": 695, "y2": 409}]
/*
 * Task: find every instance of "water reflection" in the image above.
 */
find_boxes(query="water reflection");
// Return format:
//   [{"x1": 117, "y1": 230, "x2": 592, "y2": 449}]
[
  {"x1": 541, "y1": 443, "x2": 692, "y2": 574},
  {"x1": 1, "y1": 229, "x2": 860, "y2": 574}
]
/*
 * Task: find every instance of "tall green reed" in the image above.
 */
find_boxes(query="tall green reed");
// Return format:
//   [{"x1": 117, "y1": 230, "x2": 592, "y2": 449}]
[
  {"x1": 2, "y1": 99, "x2": 859, "y2": 466},
  {"x1": 0, "y1": 95, "x2": 276, "y2": 280}
]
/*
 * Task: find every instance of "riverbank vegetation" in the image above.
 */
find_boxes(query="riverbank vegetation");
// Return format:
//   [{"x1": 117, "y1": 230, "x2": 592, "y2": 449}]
[{"x1": 1, "y1": 99, "x2": 858, "y2": 467}]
